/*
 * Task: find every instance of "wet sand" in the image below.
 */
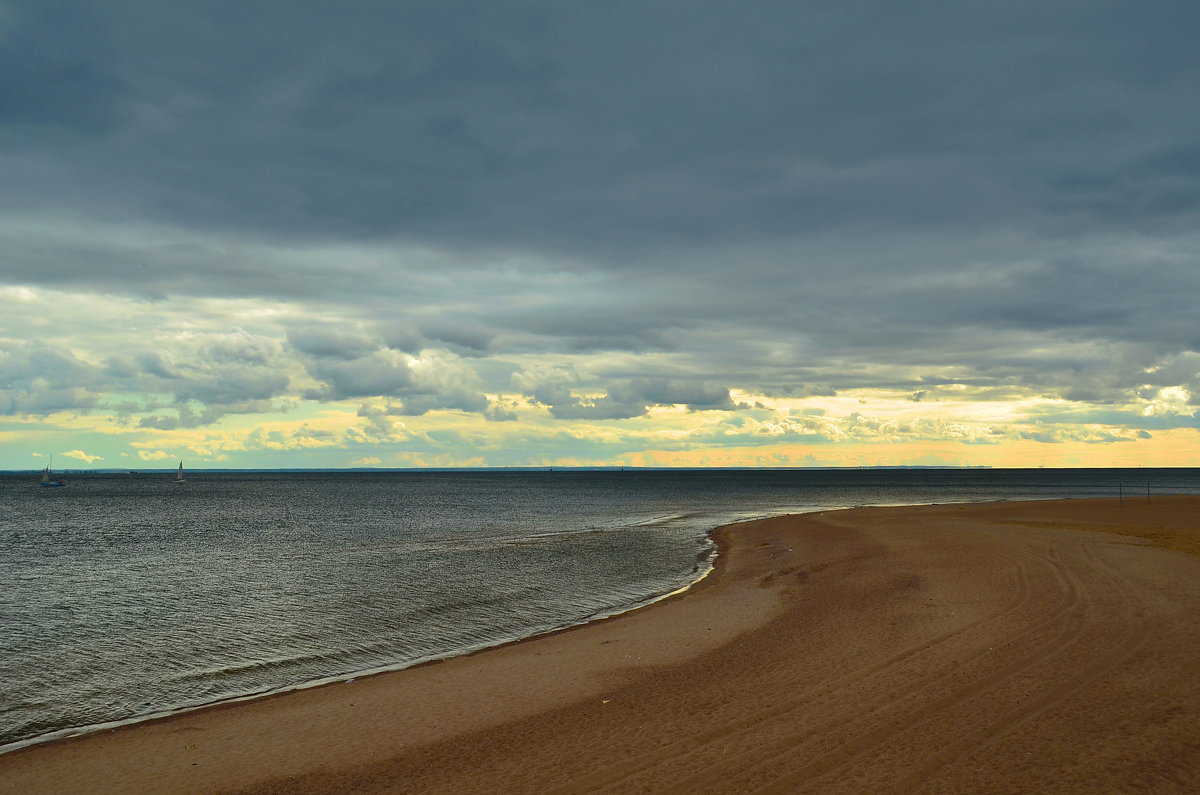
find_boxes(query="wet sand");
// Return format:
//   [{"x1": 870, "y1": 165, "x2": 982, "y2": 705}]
[{"x1": 2, "y1": 496, "x2": 1199, "y2": 793}]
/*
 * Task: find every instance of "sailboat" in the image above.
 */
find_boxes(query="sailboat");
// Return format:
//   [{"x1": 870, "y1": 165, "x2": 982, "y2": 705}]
[
  {"x1": 40, "y1": 455, "x2": 66, "y2": 487},
  {"x1": 174, "y1": 460, "x2": 186, "y2": 483}
]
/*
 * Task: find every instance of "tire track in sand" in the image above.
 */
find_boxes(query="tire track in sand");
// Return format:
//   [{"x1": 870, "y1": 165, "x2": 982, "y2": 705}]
[
  {"x1": 564, "y1": 533, "x2": 1073, "y2": 792},
  {"x1": 751, "y1": 536, "x2": 1146, "y2": 793},
  {"x1": 694, "y1": 540, "x2": 1091, "y2": 794},
  {"x1": 886, "y1": 537, "x2": 1155, "y2": 792}
]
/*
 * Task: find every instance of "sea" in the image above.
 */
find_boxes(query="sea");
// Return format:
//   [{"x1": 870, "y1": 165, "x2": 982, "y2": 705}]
[{"x1": 2, "y1": 467, "x2": 1198, "y2": 753}]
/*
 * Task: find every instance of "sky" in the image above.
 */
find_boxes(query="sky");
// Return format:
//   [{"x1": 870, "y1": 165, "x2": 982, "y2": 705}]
[{"x1": 3, "y1": 1, "x2": 1200, "y2": 470}]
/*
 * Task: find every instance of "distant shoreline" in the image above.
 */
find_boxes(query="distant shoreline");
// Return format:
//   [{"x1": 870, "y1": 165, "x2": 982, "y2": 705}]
[
  {"x1": 7, "y1": 464, "x2": 1006, "y2": 473},
  {"x1": 10, "y1": 464, "x2": 1200, "y2": 474}
]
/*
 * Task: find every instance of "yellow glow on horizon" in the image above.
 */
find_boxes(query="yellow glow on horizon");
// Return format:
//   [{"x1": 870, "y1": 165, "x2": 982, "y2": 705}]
[
  {"x1": 3, "y1": 379, "x2": 1196, "y2": 469},
  {"x1": 735, "y1": 388, "x2": 1043, "y2": 423},
  {"x1": 621, "y1": 428, "x2": 1200, "y2": 469}
]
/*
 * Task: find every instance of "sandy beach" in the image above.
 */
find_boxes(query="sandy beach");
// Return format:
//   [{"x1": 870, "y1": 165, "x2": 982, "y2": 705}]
[{"x1": 2, "y1": 496, "x2": 1199, "y2": 793}]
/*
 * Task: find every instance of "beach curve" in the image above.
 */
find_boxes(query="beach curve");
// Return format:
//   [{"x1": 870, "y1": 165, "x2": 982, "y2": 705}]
[{"x1": 1, "y1": 496, "x2": 1198, "y2": 793}]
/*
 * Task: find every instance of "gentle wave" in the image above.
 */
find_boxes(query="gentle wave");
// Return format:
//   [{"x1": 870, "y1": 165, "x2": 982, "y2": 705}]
[
  {"x1": 4, "y1": 468, "x2": 1197, "y2": 754},
  {"x1": 0, "y1": 541, "x2": 718, "y2": 756}
]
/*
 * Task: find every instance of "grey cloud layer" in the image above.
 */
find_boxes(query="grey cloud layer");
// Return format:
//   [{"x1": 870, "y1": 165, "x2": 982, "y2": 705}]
[
  {"x1": 3, "y1": 0, "x2": 1199, "y2": 426},
  {"x1": 6, "y1": 1, "x2": 1198, "y2": 250}
]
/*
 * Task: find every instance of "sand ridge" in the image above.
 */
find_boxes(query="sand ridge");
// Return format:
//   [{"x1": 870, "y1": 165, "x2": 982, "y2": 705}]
[{"x1": 1, "y1": 497, "x2": 1198, "y2": 793}]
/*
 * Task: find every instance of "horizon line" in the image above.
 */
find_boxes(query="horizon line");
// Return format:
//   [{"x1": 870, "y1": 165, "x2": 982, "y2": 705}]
[{"x1": 5, "y1": 464, "x2": 1199, "y2": 474}]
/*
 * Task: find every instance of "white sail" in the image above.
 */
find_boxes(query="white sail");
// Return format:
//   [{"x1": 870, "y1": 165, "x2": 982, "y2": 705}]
[
  {"x1": 175, "y1": 461, "x2": 186, "y2": 483},
  {"x1": 39, "y1": 455, "x2": 65, "y2": 486}
]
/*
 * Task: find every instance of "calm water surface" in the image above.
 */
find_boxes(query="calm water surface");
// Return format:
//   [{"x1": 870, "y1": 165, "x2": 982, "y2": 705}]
[{"x1": 2, "y1": 468, "x2": 1197, "y2": 751}]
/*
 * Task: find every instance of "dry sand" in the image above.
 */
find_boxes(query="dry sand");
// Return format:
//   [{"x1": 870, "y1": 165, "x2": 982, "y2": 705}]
[{"x1": 2, "y1": 496, "x2": 1199, "y2": 794}]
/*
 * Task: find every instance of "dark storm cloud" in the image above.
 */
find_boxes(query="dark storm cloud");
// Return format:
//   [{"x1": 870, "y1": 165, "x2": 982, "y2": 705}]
[
  {"x1": 287, "y1": 327, "x2": 379, "y2": 360},
  {"x1": 291, "y1": 336, "x2": 495, "y2": 416},
  {"x1": 608, "y1": 379, "x2": 735, "y2": 411},
  {"x1": 302, "y1": 351, "x2": 413, "y2": 401},
  {"x1": 3, "y1": 0, "x2": 1200, "y2": 417},
  {"x1": 5, "y1": 0, "x2": 1198, "y2": 253},
  {"x1": 419, "y1": 320, "x2": 495, "y2": 355}
]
